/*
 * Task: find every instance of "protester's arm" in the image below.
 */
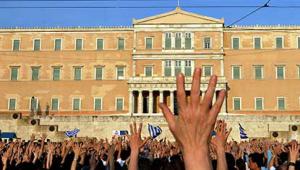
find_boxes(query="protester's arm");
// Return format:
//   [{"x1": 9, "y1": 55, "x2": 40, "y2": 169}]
[
  {"x1": 71, "y1": 144, "x2": 81, "y2": 170},
  {"x1": 128, "y1": 122, "x2": 148, "y2": 170},
  {"x1": 39, "y1": 133, "x2": 47, "y2": 159},
  {"x1": 288, "y1": 142, "x2": 299, "y2": 170},
  {"x1": 2, "y1": 150, "x2": 9, "y2": 170},
  {"x1": 211, "y1": 120, "x2": 232, "y2": 170},
  {"x1": 159, "y1": 68, "x2": 226, "y2": 170}
]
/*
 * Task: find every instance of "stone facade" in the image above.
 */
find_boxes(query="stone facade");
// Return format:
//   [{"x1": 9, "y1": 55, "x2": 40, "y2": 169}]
[{"x1": 0, "y1": 7, "x2": 300, "y2": 140}]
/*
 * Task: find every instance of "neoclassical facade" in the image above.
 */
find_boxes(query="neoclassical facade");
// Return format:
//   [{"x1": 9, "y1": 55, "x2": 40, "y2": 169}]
[{"x1": 0, "y1": 7, "x2": 300, "y2": 116}]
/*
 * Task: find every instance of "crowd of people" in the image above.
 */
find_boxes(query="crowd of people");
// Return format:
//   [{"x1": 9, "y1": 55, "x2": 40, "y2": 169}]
[{"x1": 1, "y1": 68, "x2": 299, "y2": 170}]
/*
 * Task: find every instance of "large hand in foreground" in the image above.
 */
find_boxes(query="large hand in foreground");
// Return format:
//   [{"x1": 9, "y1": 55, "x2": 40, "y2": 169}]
[{"x1": 159, "y1": 68, "x2": 226, "y2": 170}]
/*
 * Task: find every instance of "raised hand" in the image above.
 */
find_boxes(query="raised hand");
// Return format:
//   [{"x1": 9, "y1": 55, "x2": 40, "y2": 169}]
[
  {"x1": 288, "y1": 141, "x2": 299, "y2": 164},
  {"x1": 211, "y1": 120, "x2": 232, "y2": 152},
  {"x1": 159, "y1": 68, "x2": 226, "y2": 170}
]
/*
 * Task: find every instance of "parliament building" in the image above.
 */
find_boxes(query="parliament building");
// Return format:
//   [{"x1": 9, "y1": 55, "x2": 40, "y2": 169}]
[{"x1": 1, "y1": 7, "x2": 300, "y2": 118}]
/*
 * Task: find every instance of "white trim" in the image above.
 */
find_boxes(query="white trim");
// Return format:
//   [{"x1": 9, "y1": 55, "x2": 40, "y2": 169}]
[
  {"x1": 144, "y1": 65, "x2": 153, "y2": 77},
  {"x1": 12, "y1": 39, "x2": 21, "y2": 51},
  {"x1": 253, "y1": 36, "x2": 262, "y2": 49},
  {"x1": 231, "y1": 36, "x2": 240, "y2": 49},
  {"x1": 116, "y1": 66, "x2": 125, "y2": 80},
  {"x1": 29, "y1": 97, "x2": 39, "y2": 110},
  {"x1": 253, "y1": 65, "x2": 264, "y2": 80},
  {"x1": 202, "y1": 65, "x2": 213, "y2": 77},
  {"x1": 73, "y1": 66, "x2": 83, "y2": 80},
  {"x1": 10, "y1": 66, "x2": 20, "y2": 81},
  {"x1": 203, "y1": 36, "x2": 212, "y2": 49},
  {"x1": 254, "y1": 97, "x2": 264, "y2": 110},
  {"x1": 8, "y1": 98, "x2": 17, "y2": 111},
  {"x1": 96, "y1": 38, "x2": 104, "y2": 50},
  {"x1": 51, "y1": 98, "x2": 60, "y2": 111},
  {"x1": 94, "y1": 66, "x2": 104, "y2": 80},
  {"x1": 275, "y1": 36, "x2": 284, "y2": 49},
  {"x1": 72, "y1": 97, "x2": 81, "y2": 111},
  {"x1": 275, "y1": 65, "x2": 285, "y2": 80},
  {"x1": 94, "y1": 97, "x2": 103, "y2": 111},
  {"x1": 145, "y1": 37, "x2": 153, "y2": 49},
  {"x1": 232, "y1": 97, "x2": 242, "y2": 111},
  {"x1": 75, "y1": 38, "x2": 83, "y2": 50},
  {"x1": 231, "y1": 65, "x2": 241, "y2": 80},
  {"x1": 33, "y1": 38, "x2": 41, "y2": 51},
  {"x1": 297, "y1": 65, "x2": 300, "y2": 79},
  {"x1": 297, "y1": 36, "x2": 300, "y2": 49},
  {"x1": 277, "y1": 96, "x2": 286, "y2": 110},
  {"x1": 115, "y1": 97, "x2": 124, "y2": 111},
  {"x1": 54, "y1": 38, "x2": 63, "y2": 51}
]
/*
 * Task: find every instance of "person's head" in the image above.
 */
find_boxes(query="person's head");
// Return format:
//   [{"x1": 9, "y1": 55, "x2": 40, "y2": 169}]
[{"x1": 248, "y1": 153, "x2": 263, "y2": 170}]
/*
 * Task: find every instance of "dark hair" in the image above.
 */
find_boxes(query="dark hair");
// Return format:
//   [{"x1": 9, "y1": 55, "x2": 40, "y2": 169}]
[
  {"x1": 226, "y1": 153, "x2": 237, "y2": 170},
  {"x1": 236, "y1": 158, "x2": 246, "y2": 170},
  {"x1": 249, "y1": 153, "x2": 264, "y2": 167}
]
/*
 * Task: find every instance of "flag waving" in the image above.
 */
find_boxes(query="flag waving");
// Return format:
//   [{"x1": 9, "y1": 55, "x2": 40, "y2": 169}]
[
  {"x1": 148, "y1": 124, "x2": 162, "y2": 138},
  {"x1": 239, "y1": 123, "x2": 248, "y2": 139},
  {"x1": 65, "y1": 128, "x2": 80, "y2": 138}
]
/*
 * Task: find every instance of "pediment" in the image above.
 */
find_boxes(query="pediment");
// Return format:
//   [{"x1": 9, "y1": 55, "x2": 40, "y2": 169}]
[{"x1": 133, "y1": 7, "x2": 224, "y2": 25}]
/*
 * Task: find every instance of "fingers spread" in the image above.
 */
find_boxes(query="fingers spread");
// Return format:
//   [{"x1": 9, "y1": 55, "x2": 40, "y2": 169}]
[
  {"x1": 209, "y1": 89, "x2": 226, "y2": 124},
  {"x1": 202, "y1": 75, "x2": 217, "y2": 111}
]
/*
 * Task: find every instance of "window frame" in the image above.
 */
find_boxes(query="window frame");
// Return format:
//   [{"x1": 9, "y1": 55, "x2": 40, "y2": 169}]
[
  {"x1": 202, "y1": 65, "x2": 213, "y2": 77},
  {"x1": 277, "y1": 97, "x2": 286, "y2": 110},
  {"x1": 254, "y1": 97, "x2": 264, "y2": 110},
  {"x1": 253, "y1": 65, "x2": 264, "y2": 80},
  {"x1": 145, "y1": 37, "x2": 153, "y2": 49},
  {"x1": 233, "y1": 97, "x2": 242, "y2": 111},
  {"x1": 10, "y1": 66, "x2": 20, "y2": 81},
  {"x1": 12, "y1": 39, "x2": 21, "y2": 51},
  {"x1": 8, "y1": 98, "x2": 17, "y2": 111},
  {"x1": 94, "y1": 97, "x2": 103, "y2": 111},
  {"x1": 51, "y1": 98, "x2": 60, "y2": 111},
  {"x1": 75, "y1": 38, "x2": 83, "y2": 51},
  {"x1": 203, "y1": 37, "x2": 212, "y2": 49},
  {"x1": 116, "y1": 66, "x2": 125, "y2": 80},
  {"x1": 231, "y1": 37, "x2": 240, "y2": 50},
  {"x1": 117, "y1": 38, "x2": 125, "y2": 50},
  {"x1": 31, "y1": 66, "x2": 40, "y2": 81},
  {"x1": 275, "y1": 36, "x2": 284, "y2": 49},
  {"x1": 94, "y1": 66, "x2": 104, "y2": 80},
  {"x1": 72, "y1": 98, "x2": 81, "y2": 111},
  {"x1": 33, "y1": 39, "x2": 41, "y2": 51},
  {"x1": 115, "y1": 97, "x2": 124, "y2": 111},
  {"x1": 144, "y1": 66, "x2": 153, "y2": 77},
  {"x1": 275, "y1": 65, "x2": 285, "y2": 80},
  {"x1": 54, "y1": 38, "x2": 62, "y2": 51},
  {"x1": 231, "y1": 65, "x2": 242, "y2": 80},
  {"x1": 73, "y1": 66, "x2": 83, "y2": 81},
  {"x1": 96, "y1": 38, "x2": 104, "y2": 50},
  {"x1": 253, "y1": 36, "x2": 262, "y2": 49}
]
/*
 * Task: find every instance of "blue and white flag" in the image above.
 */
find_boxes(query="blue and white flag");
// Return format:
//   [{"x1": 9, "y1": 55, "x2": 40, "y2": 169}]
[
  {"x1": 148, "y1": 124, "x2": 162, "y2": 138},
  {"x1": 239, "y1": 123, "x2": 248, "y2": 139},
  {"x1": 65, "y1": 128, "x2": 80, "y2": 138}
]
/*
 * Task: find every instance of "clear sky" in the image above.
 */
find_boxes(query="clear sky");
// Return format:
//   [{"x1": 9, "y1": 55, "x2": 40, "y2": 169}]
[{"x1": 0, "y1": 0, "x2": 300, "y2": 27}]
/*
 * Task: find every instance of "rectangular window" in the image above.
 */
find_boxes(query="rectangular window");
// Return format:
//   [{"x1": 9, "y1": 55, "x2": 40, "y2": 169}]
[
  {"x1": 74, "y1": 67, "x2": 82, "y2": 80},
  {"x1": 203, "y1": 65, "x2": 213, "y2": 77},
  {"x1": 175, "y1": 33, "x2": 181, "y2": 49},
  {"x1": 34, "y1": 39, "x2": 41, "y2": 51},
  {"x1": 165, "y1": 33, "x2": 172, "y2": 50},
  {"x1": 255, "y1": 97, "x2": 263, "y2": 110},
  {"x1": 175, "y1": 60, "x2": 181, "y2": 76},
  {"x1": 72, "y1": 98, "x2": 81, "y2": 111},
  {"x1": 254, "y1": 65, "x2": 264, "y2": 80},
  {"x1": 145, "y1": 66, "x2": 153, "y2": 77},
  {"x1": 184, "y1": 60, "x2": 192, "y2": 76},
  {"x1": 185, "y1": 33, "x2": 191, "y2": 49},
  {"x1": 13, "y1": 40, "x2": 20, "y2": 51},
  {"x1": 276, "y1": 37, "x2": 283, "y2": 49},
  {"x1": 94, "y1": 98, "x2": 102, "y2": 111},
  {"x1": 51, "y1": 98, "x2": 59, "y2": 111},
  {"x1": 145, "y1": 37, "x2": 153, "y2": 49},
  {"x1": 298, "y1": 65, "x2": 300, "y2": 79},
  {"x1": 204, "y1": 37, "x2": 211, "y2": 49},
  {"x1": 254, "y1": 37, "x2": 261, "y2": 49},
  {"x1": 10, "y1": 67, "x2": 19, "y2": 80},
  {"x1": 30, "y1": 97, "x2": 38, "y2": 111},
  {"x1": 298, "y1": 37, "x2": 300, "y2": 49},
  {"x1": 31, "y1": 67, "x2": 40, "y2": 81},
  {"x1": 232, "y1": 66, "x2": 241, "y2": 80},
  {"x1": 116, "y1": 98, "x2": 124, "y2": 111},
  {"x1": 276, "y1": 66, "x2": 285, "y2": 80},
  {"x1": 52, "y1": 67, "x2": 61, "y2": 81},
  {"x1": 97, "y1": 39, "x2": 104, "y2": 50},
  {"x1": 233, "y1": 97, "x2": 241, "y2": 111},
  {"x1": 118, "y1": 38, "x2": 125, "y2": 50},
  {"x1": 95, "y1": 67, "x2": 103, "y2": 80},
  {"x1": 76, "y1": 39, "x2": 83, "y2": 51},
  {"x1": 116, "y1": 66, "x2": 125, "y2": 80},
  {"x1": 232, "y1": 37, "x2": 240, "y2": 50},
  {"x1": 277, "y1": 97, "x2": 285, "y2": 110},
  {"x1": 164, "y1": 60, "x2": 172, "y2": 77},
  {"x1": 8, "y1": 98, "x2": 16, "y2": 111},
  {"x1": 54, "y1": 39, "x2": 62, "y2": 51}
]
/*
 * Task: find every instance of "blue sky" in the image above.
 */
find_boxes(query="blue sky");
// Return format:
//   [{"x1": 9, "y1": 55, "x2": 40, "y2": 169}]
[{"x1": 0, "y1": 0, "x2": 300, "y2": 27}]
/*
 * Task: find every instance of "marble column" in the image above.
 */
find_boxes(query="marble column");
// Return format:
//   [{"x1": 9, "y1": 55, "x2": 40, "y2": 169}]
[{"x1": 138, "y1": 90, "x2": 143, "y2": 114}]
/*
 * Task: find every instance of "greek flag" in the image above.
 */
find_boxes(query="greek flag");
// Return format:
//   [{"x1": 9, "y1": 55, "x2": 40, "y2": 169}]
[
  {"x1": 239, "y1": 123, "x2": 248, "y2": 139},
  {"x1": 148, "y1": 124, "x2": 162, "y2": 139},
  {"x1": 65, "y1": 128, "x2": 80, "y2": 138}
]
